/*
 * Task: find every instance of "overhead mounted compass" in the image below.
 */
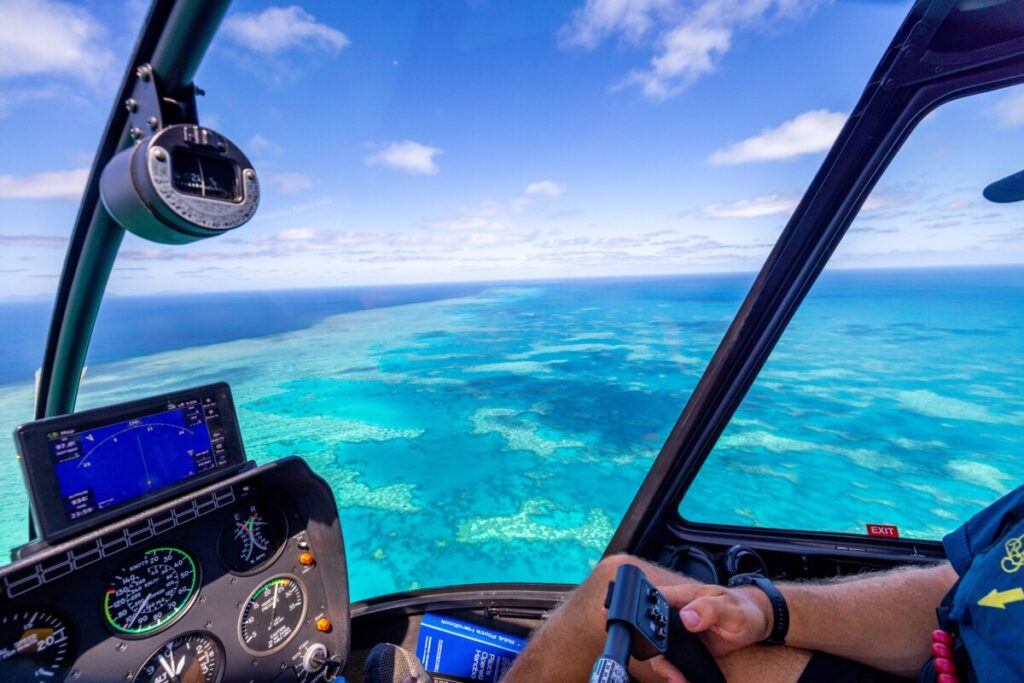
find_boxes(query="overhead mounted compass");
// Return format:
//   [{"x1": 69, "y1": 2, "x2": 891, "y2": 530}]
[
  {"x1": 100, "y1": 123, "x2": 259, "y2": 244},
  {"x1": 98, "y1": 63, "x2": 259, "y2": 244}
]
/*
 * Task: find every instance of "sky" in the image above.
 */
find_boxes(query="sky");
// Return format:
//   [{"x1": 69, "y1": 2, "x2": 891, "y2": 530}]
[{"x1": 1, "y1": 0, "x2": 1024, "y2": 297}]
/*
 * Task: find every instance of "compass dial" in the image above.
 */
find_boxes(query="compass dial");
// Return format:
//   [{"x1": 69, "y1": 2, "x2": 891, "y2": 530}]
[
  {"x1": 238, "y1": 575, "x2": 306, "y2": 655},
  {"x1": 219, "y1": 501, "x2": 288, "y2": 574},
  {"x1": 133, "y1": 632, "x2": 223, "y2": 683},
  {"x1": 104, "y1": 547, "x2": 200, "y2": 636},
  {"x1": 0, "y1": 610, "x2": 74, "y2": 680}
]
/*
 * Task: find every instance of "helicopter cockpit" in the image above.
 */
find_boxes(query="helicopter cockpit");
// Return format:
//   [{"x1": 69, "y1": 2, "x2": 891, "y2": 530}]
[{"x1": 1, "y1": 0, "x2": 1023, "y2": 681}]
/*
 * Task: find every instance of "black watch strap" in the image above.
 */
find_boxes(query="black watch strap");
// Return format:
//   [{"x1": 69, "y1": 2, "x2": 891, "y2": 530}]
[{"x1": 727, "y1": 573, "x2": 789, "y2": 645}]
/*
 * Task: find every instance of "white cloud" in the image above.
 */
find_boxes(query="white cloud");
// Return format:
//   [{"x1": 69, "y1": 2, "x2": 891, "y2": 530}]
[
  {"x1": 993, "y1": 90, "x2": 1024, "y2": 128},
  {"x1": 0, "y1": 168, "x2": 88, "y2": 199},
  {"x1": 862, "y1": 192, "x2": 904, "y2": 211},
  {"x1": 248, "y1": 134, "x2": 283, "y2": 155},
  {"x1": 268, "y1": 172, "x2": 314, "y2": 193},
  {"x1": 366, "y1": 141, "x2": 443, "y2": 175},
  {"x1": 622, "y1": 23, "x2": 731, "y2": 99},
  {"x1": 561, "y1": 0, "x2": 820, "y2": 100},
  {"x1": 223, "y1": 6, "x2": 349, "y2": 55},
  {"x1": 0, "y1": 86, "x2": 63, "y2": 117},
  {"x1": 278, "y1": 227, "x2": 315, "y2": 241},
  {"x1": 525, "y1": 180, "x2": 565, "y2": 197},
  {"x1": 0, "y1": 0, "x2": 114, "y2": 82},
  {"x1": 559, "y1": 0, "x2": 673, "y2": 49},
  {"x1": 431, "y1": 217, "x2": 508, "y2": 232},
  {"x1": 0, "y1": 234, "x2": 67, "y2": 247},
  {"x1": 707, "y1": 109, "x2": 847, "y2": 165},
  {"x1": 705, "y1": 193, "x2": 799, "y2": 218}
]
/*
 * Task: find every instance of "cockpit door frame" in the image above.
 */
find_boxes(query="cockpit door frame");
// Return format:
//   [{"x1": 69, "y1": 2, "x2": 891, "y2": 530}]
[{"x1": 605, "y1": 0, "x2": 1024, "y2": 559}]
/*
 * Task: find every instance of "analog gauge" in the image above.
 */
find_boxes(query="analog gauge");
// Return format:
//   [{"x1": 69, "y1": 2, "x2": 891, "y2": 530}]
[
  {"x1": 133, "y1": 632, "x2": 224, "y2": 683},
  {"x1": 218, "y1": 501, "x2": 288, "y2": 574},
  {"x1": 238, "y1": 575, "x2": 306, "y2": 655},
  {"x1": 0, "y1": 610, "x2": 74, "y2": 680},
  {"x1": 104, "y1": 547, "x2": 200, "y2": 636}
]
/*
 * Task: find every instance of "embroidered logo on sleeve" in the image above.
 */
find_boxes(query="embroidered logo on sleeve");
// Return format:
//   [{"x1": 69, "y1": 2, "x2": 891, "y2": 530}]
[{"x1": 1001, "y1": 534, "x2": 1024, "y2": 574}]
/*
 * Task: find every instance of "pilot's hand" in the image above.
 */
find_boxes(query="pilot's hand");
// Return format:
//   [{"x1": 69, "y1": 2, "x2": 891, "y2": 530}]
[{"x1": 645, "y1": 583, "x2": 772, "y2": 683}]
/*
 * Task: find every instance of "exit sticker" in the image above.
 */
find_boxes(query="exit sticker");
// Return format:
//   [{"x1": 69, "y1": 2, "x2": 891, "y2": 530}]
[{"x1": 866, "y1": 524, "x2": 900, "y2": 538}]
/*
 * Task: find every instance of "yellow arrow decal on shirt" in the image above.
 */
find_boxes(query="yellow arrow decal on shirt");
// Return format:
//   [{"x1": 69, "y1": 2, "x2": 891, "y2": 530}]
[{"x1": 978, "y1": 587, "x2": 1024, "y2": 609}]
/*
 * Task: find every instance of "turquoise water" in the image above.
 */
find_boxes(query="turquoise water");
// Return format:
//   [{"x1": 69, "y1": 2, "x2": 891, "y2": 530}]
[{"x1": 0, "y1": 268, "x2": 1021, "y2": 600}]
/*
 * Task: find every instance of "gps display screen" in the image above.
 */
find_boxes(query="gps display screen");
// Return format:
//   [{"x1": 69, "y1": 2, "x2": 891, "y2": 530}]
[
  {"x1": 16, "y1": 383, "x2": 246, "y2": 542},
  {"x1": 47, "y1": 396, "x2": 228, "y2": 522}
]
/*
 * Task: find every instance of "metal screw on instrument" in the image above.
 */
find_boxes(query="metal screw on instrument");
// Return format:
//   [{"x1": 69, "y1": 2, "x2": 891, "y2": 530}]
[
  {"x1": 147, "y1": 116, "x2": 159, "y2": 131},
  {"x1": 137, "y1": 64, "x2": 152, "y2": 81},
  {"x1": 129, "y1": 127, "x2": 143, "y2": 140},
  {"x1": 124, "y1": 98, "x2": 138, "y2": 113}
]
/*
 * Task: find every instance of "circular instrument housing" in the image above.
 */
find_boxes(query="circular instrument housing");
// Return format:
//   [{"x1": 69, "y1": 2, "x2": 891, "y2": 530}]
[
  {"x1": 100, "y1": 124, "x2": 259, "y2": 244},
  {"x1": 218, "y1": 501, "x2": 289, "y2": 575},
  {"x1": 238, "y1": 575, "x2": 307, "y2": 656},
  {"x1": 133, "y1": 631, "x2": 224, "y2": 683},
  {"x1": 103, "y1": 547, "x2": 201, "y2": 637},
  {"x1": 0, "y1": 610, "x2": 75, "y2": 681}
]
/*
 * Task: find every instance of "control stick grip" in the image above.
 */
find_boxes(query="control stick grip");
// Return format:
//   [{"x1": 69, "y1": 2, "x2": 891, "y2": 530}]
[
  {"x1": 596, "y1": 564, "x2": 726, "y2": 683},
  {"x1": 662, "y1": 600, "x2": 725, "y2": 683}
]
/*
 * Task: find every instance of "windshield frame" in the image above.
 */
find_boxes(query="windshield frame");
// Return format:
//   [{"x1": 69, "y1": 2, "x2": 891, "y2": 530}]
[{"x1": 604, "y1": 0, "x2": 1024, "y2": 557}]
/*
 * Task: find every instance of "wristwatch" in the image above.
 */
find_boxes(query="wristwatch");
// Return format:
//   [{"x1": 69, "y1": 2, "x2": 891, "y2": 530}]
[{"x1": 726, "y1": 573, "x2": 789, "y2": 645}]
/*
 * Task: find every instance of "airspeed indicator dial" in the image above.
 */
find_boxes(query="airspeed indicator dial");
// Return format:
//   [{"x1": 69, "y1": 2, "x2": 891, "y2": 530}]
[
  {"x1": 104, "y1": 547, "x2": 199, "y2": 636},
  {"x1": 239, "y1": 575, "x2": 306, "y2": 655}
]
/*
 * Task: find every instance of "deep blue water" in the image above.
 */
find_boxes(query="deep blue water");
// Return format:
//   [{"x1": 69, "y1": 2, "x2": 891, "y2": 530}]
[{"x1": 0, "y1": 283, "x2": 486, "y2": 385}]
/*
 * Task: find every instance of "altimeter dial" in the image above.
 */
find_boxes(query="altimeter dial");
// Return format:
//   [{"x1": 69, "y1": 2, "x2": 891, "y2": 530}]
[
  {"x1": 219, "y1": 501, "x2": 288, "y2": 574},
  {"x1": 133, "y1": 632, "x2": 224, "y2": 683},
  {"x1": 239, "y1": 575, "x2": 306, "y2": 655},
  {"x1": 0, "y1": 610, "x2": 74, "y2": 680}
]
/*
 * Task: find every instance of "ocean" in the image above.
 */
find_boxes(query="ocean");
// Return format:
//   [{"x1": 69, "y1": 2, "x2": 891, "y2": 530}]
[{"x1": 0, "y1": 267, "x2": 1021, "y2": 600}]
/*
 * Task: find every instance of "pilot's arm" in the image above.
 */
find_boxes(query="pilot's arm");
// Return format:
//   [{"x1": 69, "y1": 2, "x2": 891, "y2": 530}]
[{"x1": 651, "y1": 562, "x2": 958, "y2": 681}]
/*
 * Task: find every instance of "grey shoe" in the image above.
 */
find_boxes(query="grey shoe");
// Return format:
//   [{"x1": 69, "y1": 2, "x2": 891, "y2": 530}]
[{"x1": 365, "y1": 643, "x2": 434, "y2": 683}]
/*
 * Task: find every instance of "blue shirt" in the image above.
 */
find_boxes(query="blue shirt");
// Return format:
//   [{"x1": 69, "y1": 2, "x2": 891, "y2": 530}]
[{"x1": 943, "y1": 484, "x2": 1024, "y2": 682}]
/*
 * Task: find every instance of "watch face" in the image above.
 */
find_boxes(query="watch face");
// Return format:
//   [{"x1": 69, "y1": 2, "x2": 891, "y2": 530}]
[
  {"x1": 726, "y1": 572, "x2": 764, "y2": 587},
  {"x1": 728, "y1": 574, "x2": 787, "y2": 645}
]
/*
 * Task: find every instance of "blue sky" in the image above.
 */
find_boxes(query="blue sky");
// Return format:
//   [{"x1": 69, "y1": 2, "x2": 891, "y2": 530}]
[{"x1": 1, "y1": 0, "x2": 1023, "y2": 296}]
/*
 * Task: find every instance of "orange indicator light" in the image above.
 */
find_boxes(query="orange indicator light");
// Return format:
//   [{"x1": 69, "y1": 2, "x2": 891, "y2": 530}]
[
  {"x1": 299, "y1": 552, "x2": 315, "y2": 566},
  {"x1": 316, "y1": 617, "x2": 332, "y2": 633}
]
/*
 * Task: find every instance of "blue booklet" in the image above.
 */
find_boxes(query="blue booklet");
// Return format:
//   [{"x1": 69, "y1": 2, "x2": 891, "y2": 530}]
[{"x1": 416, "y1": 612, "x2": 527, "y2": 682}]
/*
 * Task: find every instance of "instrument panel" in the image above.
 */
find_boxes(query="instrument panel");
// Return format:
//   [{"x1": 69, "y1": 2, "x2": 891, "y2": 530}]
[{"x1": 0, "y1": 457, "x2": 349, "y2": 682}]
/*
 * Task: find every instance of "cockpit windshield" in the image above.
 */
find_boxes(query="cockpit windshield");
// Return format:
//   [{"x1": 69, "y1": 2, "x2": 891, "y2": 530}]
[{"x1": 5, "y1": 1, "x2": 1022, "y2": 606}]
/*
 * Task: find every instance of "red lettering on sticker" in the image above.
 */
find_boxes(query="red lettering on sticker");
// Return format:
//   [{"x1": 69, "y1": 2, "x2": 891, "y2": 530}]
[{"x1": 866, "y1": 524, "x2": 900, "y2": 538}]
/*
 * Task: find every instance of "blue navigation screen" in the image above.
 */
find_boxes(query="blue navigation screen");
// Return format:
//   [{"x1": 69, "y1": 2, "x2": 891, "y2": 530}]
[{"x1": 47, "y1": 395, "x2": 229, "y2": 522}]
